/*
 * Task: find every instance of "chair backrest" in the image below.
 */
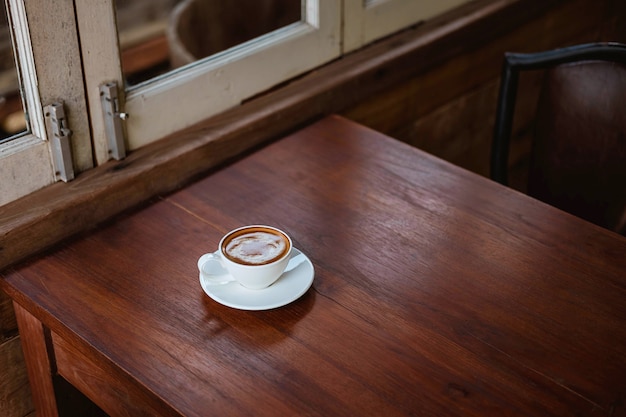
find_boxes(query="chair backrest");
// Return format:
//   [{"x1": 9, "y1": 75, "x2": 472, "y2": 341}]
[{"x1": 491, "y1": 43, "x2": 626, "y2": 234}]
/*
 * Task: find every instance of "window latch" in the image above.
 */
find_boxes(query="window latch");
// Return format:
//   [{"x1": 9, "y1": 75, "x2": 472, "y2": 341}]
[
  {"x1": 44, "y1": 101, "x2": 75, "y2": 182},
  {"x1": 100, "y1": 81, "x2": 128, "y2": 160}
]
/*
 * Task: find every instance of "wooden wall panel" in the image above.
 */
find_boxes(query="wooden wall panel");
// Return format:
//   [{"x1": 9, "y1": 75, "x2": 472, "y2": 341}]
[
  {"x1": 0, "y1": 290, "x2": 30, "y2": 416},
  {"x1": 343, "y1": 0, "x2": 615, "y2": 192},
  {"x1": 0, "y1": 290, "x2": 17, "y2": 341},
  {"x1": 0, "y1": 334, "x2": 34, "y2": 417}
]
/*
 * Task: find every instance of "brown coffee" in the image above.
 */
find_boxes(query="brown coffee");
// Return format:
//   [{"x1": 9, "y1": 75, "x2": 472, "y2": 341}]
[{"x1": 222, "y1": 227, "x2": 290, "y2": 266}]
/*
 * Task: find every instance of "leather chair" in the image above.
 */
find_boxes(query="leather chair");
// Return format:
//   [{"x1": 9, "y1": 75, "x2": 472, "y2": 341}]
[{"x1": 491, "y1": 42, "x2": 626, "y2": 234}]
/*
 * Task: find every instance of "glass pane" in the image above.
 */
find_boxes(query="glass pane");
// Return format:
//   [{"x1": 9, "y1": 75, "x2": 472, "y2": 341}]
[
  {"x1": 115, "y1": 0, "x2": 302, "y2": 87},
  {"x1": 0, "y1": 3, "x2": 27, "y2": 143}
]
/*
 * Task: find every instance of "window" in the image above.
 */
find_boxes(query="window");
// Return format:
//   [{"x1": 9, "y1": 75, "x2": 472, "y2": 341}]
[
  {"x1": 0, "y1": 0, "x2": 92, "y2": 206},
  {"x1": 0, "y1": 5, "x2": 25, "y2": 143},
  {"x1": 343, "y1": 0, "x2": 471, "y2": 53},
  {"x1": 1, "y1": 0, "x2": 468, "y2": 206},
  {"x1": 78, "y1": 0, "x2": 340, "y2": 158}
]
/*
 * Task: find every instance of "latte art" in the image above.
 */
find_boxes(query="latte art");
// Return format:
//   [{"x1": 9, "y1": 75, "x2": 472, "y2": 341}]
[{"x1": 224, "y1": 230, "x2": 289, "y2": 265}]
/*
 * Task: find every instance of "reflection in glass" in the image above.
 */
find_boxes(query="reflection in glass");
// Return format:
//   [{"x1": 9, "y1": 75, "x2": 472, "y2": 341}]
[
  {"x1": 115, "y1": 0, "x2": 301, "y2": 86},
  {"x1": 115, "y1": 0, "x2": 180, "y2": 86},
  {"x1": 0, "y1": 4, "x2": 26, "y2": 143},
  {"x1": 167, "y1": 0, "x2": 301, "y2": 68}
]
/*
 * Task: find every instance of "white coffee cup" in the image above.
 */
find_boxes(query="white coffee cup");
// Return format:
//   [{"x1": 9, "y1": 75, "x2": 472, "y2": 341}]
[{"x1": 198, "y1": 225, "x2": 292, "y2": 290}]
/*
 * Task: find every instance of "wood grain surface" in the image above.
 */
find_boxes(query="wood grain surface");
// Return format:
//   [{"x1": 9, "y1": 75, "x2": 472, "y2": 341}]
[
  {"x1": 12, "y1": 303, "x2": 58, "y2": 417},
  {"x1": 2, "y1": 115, "x2": 625, "y2": 417}
]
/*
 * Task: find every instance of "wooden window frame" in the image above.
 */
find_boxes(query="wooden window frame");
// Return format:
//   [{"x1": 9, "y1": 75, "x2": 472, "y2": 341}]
[
  {"x1": 1, "y1": 0, "x2": 469, "y2": 206},
  {"x1": 0, "y1": 0, "x2": 560, "y2": 271},
  {"x1": 0, "y1": 0, "x2": 92, "y2": 206},
  {"x1": 78, "y1": 0, "x2": 341, "y2": 162},
  {"x1": 343, "y1": 0, "x2": 472, "y2": 53}
]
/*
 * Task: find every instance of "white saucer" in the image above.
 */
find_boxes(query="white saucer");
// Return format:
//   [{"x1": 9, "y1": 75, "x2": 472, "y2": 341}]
[{"x1": 199, "y1": 248, "x2": 314, "y2": 310}]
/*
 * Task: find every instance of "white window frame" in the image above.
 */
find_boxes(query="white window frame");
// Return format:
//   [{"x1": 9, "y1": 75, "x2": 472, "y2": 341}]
[
  {"x1": 0, "y1": 0, "x2": 93, "y2": 205},
  {"x1": 343, "y1": 0, "x2": 471, "y2": 53},
  {"x1": 0, "y1": 0, "x2": 92, "y2": 206},
  {"x1": 0, "y1": 0, "x2": 50, "y2": 207},
  {"x1": 1, "y1": 0, "x2": 472, "y2": 207},
  {"x1": 78, "y1": 0, "x2": 341, "y2": 163}
]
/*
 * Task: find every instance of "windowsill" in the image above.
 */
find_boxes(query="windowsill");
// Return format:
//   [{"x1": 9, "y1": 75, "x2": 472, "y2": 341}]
[{"x1": 0, "y1": 0, "x2": 556, "y2": 271}]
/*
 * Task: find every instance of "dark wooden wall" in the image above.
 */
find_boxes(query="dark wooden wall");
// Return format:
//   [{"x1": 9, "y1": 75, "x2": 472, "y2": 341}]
[
  {"x1": 343, "y1": 0, "x2": 626, "y2": 191},
  {"x1": 1, "y1": 0, "x2": 623, "y2": 415},
  {"x1": 0, "y1": 291, "x2": 33, "y2": 416}
]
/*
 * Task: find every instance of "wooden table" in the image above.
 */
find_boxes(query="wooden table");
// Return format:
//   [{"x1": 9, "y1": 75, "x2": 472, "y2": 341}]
[{"x1": 2, "y1": 115, "x2": 625, "y2": 417}]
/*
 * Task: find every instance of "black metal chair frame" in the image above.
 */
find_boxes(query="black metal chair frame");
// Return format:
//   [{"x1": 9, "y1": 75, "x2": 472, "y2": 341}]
[{"x1": 490, "y1": 42, "x2": 626, "y2": 185}]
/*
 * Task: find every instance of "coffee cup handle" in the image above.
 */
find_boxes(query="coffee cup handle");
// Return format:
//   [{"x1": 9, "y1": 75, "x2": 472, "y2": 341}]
[{"x1": 198, "y1": 252, "x2": 236, "y2": 285}]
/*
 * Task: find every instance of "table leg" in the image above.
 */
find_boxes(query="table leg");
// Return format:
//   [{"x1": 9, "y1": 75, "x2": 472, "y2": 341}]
[{"x1": 13, "y1": 301, "x2": 59, "y2": 417}]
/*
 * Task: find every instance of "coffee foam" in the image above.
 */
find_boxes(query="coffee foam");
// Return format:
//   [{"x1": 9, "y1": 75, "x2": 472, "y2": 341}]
[{"x1": 224, "y1": 230, "x2": 288, "y2": 265}]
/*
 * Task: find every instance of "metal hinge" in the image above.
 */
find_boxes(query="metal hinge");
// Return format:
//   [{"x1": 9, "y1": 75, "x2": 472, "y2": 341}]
[
  {"x1": 99, "y1": 81, "x2": 128, "y2": 160},
  {"x1": 44, "y1": 102, "x2": 75, "y2": 182}
]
